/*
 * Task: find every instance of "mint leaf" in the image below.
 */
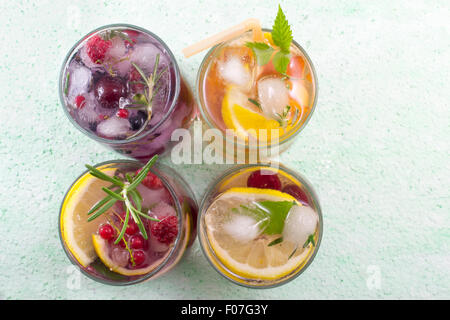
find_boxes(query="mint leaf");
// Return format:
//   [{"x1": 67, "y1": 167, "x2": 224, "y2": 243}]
[
  {"x1": 245, "y1": 42, "x2": 274, "y2": 66},
  {"x1": 239, "y1": 200, "x2": 294, "y2": 235},
  {"x1": 255, "y1": 200, "x2": 294, "y2": 234},
  {"x1": 272, "y1": 51, "x2": 290, "y2": 74},
  {"x1": 272, "y1": 5, "x2": 293, "y2": 54}
]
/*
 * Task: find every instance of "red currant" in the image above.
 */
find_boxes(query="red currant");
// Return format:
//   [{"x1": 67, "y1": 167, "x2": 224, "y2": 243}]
[
  {"x1": 117, "y1": 109, "x2": 129, "y2": 119},
  {"x1": 129, "y1": 234, "x2": 145, "y2": 249},
  {"x1": 98, "y1": 224, "x2": 114, "y2": 240},
  {"x1": 74, "y1": 95, "x2": 86, "y2": 109},
  {"x1": 132, "y1": 250, "x2": 146, "y2": 266},
  {"x1": 125, "y1": 220, "x2": 139, "y2": 235},
  {"x1": 247, "y1": 170, "x2": 282, "y2": 190}
]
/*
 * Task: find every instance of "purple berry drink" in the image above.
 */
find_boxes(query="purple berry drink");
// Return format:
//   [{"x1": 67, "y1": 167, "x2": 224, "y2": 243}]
[
  {"x1": 59, "y1": 158, "x2": 198, "y2": 285},
  {"x1": 59, "y1": 24, "x2": 197, "y2": 162}
]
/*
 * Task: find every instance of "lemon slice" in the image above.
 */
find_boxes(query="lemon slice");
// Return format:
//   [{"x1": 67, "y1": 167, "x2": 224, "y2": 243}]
[
  {"x1": 92, "y1": 235, "x2": 169, "y2": 276},
  {"x1": 221, "y1": 87, "x2": 281, "y2": 141},
  {"x1": 60, "y1": 168, "x2": 116, "y2": 267},
  {"x1": 205, "y1": 187, "x2": 312, "y2": 280},
  {"x1": 219, "y1": 187, "x2": 298, "y2": 203}
]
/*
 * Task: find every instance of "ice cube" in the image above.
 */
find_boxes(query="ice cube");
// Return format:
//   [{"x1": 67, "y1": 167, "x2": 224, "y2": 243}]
[
  {"x1": 130, "y1": 43, "x2": 168, "y2": 73},
  {"x1": 113, "y1": 59, "x2": 132, "y2": 77},
  {"x1": 150, "y1": 202, "x2": 176, "y2": 219},
  {"x1": 149, "y1": 234, "x2": 170, "y2": 252},
  {"x1": 257, "y1": 77, "x2": 290, "y2": 117},
  {"x1": 106, "y1": 37, "x2": 132, "y2": 77},
  {"x1": 67, "y1": 63, "x2": 92, "y2": 100},
  {"x1": 136, "y1": 184, "x2": 171, "y2": 208},
  {"x1": 219, "y1": 57, "x2": 251, "y2": 88},
  {"x1": 223, "y1": 214, "x2": 261, "y2": 242},
  {"x1": 96, "y1": 116, "x2": 130, "y2": 138},
  {"x1": 282, "y1": 205, "x2": 318, "y2": 246},
  {"x1": 77, "y1": 93, "x2": 98, "y2": 123},
  {"x1": 106, "y1": 37, "x2": 127, "y2": 60},
  {"x1": 111, "y1": 247, "x2": 129, "y2": 267}
]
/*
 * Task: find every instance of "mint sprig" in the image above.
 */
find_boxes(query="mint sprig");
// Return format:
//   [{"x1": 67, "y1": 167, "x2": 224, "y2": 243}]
[
  {"x1": 244, "y1": 42, "x2": 274, "y2": 66},
  {"x1": 271, "y1": 5, "x2": 293, "y2": 54},
  {"x1": 244, "y1": 5, "x2": 293, "y2": 74},
  {"x1": 238, "y1": 200, "x2": 295, "y2": 235}
]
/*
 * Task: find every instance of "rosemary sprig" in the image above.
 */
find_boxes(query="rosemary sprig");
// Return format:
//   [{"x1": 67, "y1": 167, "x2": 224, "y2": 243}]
[
  {"x1": 64, "y1": 72, "x2": 70, "y2": 96},
  {"x1": 268, "y1": 237, "x2": 283, "y2": 247},
  {"x1": 123, "y1": 54, "x2": 168, "y2": 138},
  {"x1": 85, "y1": 155, "x2": 161, "y2": 244},
  {"x1": 248, "y1": 98, "x2": 262, "y2": 111},
  {"x1": 275, "y1": 105, "x2": 291, "y2": 127},
  {"x1": 101, "y1": 30, "x2": 136, "y2": 46}
]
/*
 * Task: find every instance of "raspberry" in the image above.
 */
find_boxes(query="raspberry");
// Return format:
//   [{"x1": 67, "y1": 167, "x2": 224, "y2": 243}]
[
  {"x1": 74, "y1": 95, "x2": 86, "y2": 109},
  {"x1": 150, "y1": 216, "x2": 178, "y2": 245},
  {"x1": 86, "y1": 35, "x2": 111, "y2": 64},
  {"x1": 136, "y1": 168, "x2": 163, "y2": 189}
]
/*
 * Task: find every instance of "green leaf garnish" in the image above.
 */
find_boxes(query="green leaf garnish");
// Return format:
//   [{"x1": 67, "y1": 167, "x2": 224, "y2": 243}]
[
  {"x1": 303, "y1": 234, "x2": 316, "y2": 248},
  {"x1": 248, "y1": 98, "x2": 262, "y2": 110},
  {"x1": 132, "y1": 93, "x2": 149, "y2": 106},
  {"x1": 64, "y1": 72, "x2": 70, "y2": 96},
  {"x1": 268, "y1": 237, "x2": 283, "y2": 246},
  {"x1": 272, "y1": 5, "x2": 293, "y2": 54},
  {"x1": 272, "y1": 50, "x2": 290, "y2": 75},
  {"x1": 275, "y1": 105, "x2": 291, "y2": 127},
  {"x1": 244, "y1": 5, "x2": 292, "y2": 74},
  {"x1": 288, "y1": 245, "x2": 298, "y2": 260},
  {"x1": 238, "y1": 200, "x2": 294, "y2": 235},
  {"x1": 245, "y1": 42, "x2": 274, "y2": 66},
  {"x1": 123, "y1": 55, "x2": 167, "y2": 138},
  {"x1": 85, "y1": 155, "x2": 161, "y2": 243},
  {"x1": 101, "y1": 30, "x2": 136, "y2": 45}
]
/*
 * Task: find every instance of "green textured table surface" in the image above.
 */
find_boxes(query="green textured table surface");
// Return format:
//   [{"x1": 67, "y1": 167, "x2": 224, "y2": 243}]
[{"x1": 0, "y1": 0, "x2": 449, "y2": 299}]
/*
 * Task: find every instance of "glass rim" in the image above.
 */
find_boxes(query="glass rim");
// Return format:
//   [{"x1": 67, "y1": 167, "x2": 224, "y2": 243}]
[
  {"x1": 58, "y1": 23, "x2": 181, "y2": 145},
  {"x1": 58, "y1": 159, "x2": 185, "y2": 286},
  {"x1": 197, "y1": 162, "x2": 323, "y2": 289},
  {"x1": 195, "y1": 28, "x2": 319, "y2": 150}
]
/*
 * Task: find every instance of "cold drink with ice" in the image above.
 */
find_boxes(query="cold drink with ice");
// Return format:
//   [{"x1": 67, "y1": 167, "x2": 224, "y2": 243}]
[
  {"x1": 198, "y1": 163, "x2": 322, "y2": 287},
  {"x1": 59, "y1": 157, "x2": 198, "y2": 284},
  {"x1": 60, "y1": 25, "x2": 196, "y2": 162},
  {"x1": 196, "y1": 8, "x2": 317, "y2": 159}
]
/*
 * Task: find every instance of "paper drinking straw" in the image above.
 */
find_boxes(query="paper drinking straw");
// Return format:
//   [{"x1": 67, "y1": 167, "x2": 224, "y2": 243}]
[{"x1": 182, "y1": 18, "x2": 264, "y2": 58}]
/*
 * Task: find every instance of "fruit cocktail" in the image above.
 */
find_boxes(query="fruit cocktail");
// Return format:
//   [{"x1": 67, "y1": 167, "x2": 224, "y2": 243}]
[
  {"x1": 59, "y1": 156, "x2": 198, "y2": 285},
  {"x1": 59, "y1": 24, "x2": 196, "y2": 162},
  {"x1": 194, "y1": 7, "x2": 317, "y2": 160},
  {"x1": 198, "y1": 163, "x2": 322, "y2": 288}
]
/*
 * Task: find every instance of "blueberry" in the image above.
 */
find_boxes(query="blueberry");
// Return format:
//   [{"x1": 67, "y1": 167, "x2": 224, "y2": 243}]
[
  {"x1": 129, "y1": 110, "x2": 147, "y2": 131},
  {"x1": 88, "y1": 122, "x2": 97, "y2": 132}
]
